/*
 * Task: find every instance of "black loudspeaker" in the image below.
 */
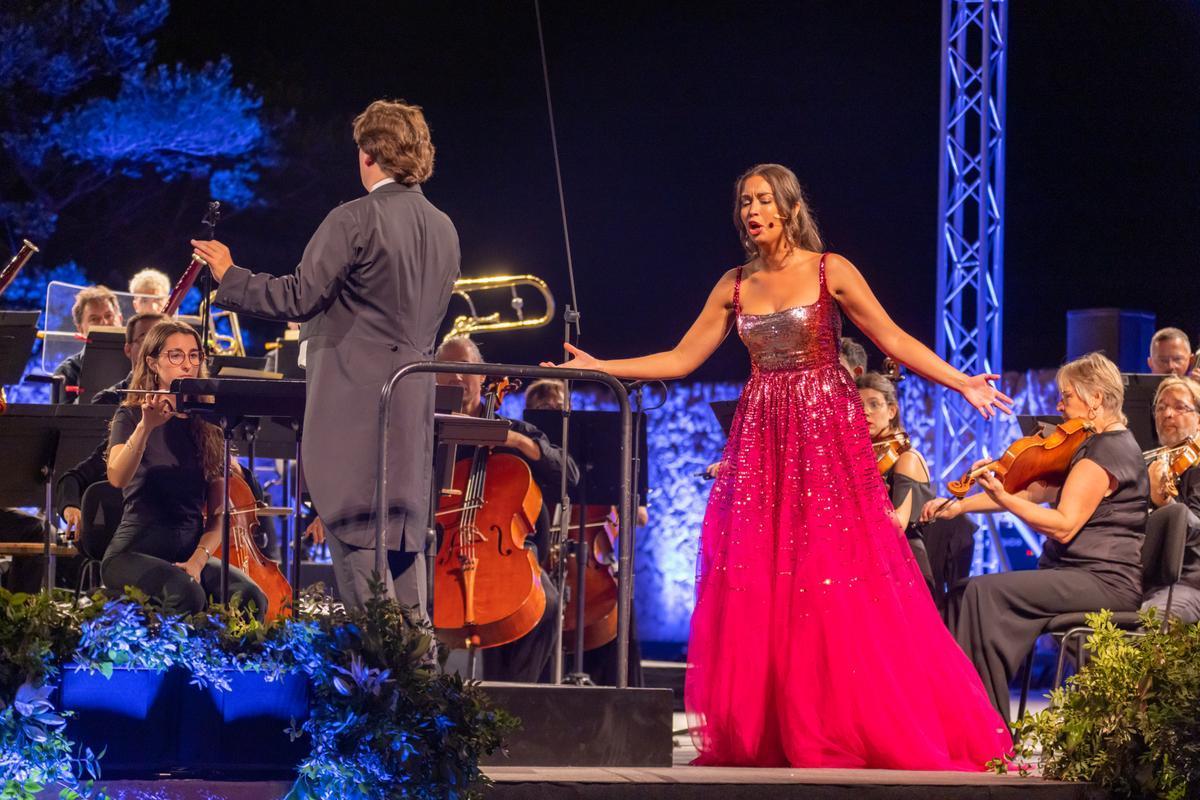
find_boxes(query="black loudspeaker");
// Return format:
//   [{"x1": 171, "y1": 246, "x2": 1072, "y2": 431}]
[{"x1": 1066, "y1": 308, "x2": 1156, "y2": 373}]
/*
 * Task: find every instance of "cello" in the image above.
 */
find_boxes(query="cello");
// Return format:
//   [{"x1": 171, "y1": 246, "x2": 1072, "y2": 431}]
[
  {"x1": 555, "y1": 506, "x2": 620, "y2": 653},
  {"x1": 434, "y1": 379, "x2": 547, "y2": 650},
  {"x1": 213, "y1": 472, "x2": 294, "y2": 620}
]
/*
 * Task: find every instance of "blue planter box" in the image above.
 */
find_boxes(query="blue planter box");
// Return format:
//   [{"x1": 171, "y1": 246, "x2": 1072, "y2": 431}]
[{"x1": 59, "y1": 667, "x2": 309, "y2": 778}]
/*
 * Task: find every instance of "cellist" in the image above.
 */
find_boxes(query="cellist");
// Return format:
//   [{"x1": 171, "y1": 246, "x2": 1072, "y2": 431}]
[
  {"x1": 104, "y1": 320, "x2": 268, "y2": 620},
  {"x1": 524, "y1": 378, "x2": 646, "y2": 687},
  {"x1": 436, "y1": 337, "x2": 578, "y2": 682},
  {"x1": 921, "y1": 352, "x2": 1147, "y2": 723}
]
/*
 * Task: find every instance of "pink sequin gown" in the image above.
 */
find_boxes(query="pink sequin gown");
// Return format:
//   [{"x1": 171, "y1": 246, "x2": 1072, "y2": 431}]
[{"x1": 686, "y1": 254, "x2": 1011, "y2": 769}]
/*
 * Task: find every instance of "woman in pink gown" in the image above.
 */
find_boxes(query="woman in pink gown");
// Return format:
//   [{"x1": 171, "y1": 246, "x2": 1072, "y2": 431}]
[{"x1": 547, "y1": 163, "x2": 1013, "y2": 769}]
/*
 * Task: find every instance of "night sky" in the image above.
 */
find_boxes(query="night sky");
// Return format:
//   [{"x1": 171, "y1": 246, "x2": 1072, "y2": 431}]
[{"x1": 58, "y1": 1, "x2": 1200, "y2": 379}]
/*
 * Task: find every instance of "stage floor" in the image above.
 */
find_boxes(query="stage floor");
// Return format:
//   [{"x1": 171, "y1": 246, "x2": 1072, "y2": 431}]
[
  {"x1": 48, "y1": 767, "x2": 1108, "y2": 800},
  {"x1": 35, "y1": 690, "x2": 1101, "y2": 799}
]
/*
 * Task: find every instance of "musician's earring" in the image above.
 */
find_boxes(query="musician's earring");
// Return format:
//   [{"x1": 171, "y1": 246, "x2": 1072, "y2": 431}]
[{"x1": 1087, "y1": 406, "x2": 1098, "y2": 420}]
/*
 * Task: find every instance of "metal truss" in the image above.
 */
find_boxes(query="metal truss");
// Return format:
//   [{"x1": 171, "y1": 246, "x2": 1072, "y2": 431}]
[{"x1": 932, "y1": 0, "x2": 1038, "y2": 571}]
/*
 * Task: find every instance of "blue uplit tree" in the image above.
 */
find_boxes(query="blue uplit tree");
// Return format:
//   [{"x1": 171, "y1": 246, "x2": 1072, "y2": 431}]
[
  {"x1": 0, "y1": 0, "x2": 282, "y2": 244},
  {"x1": 0, "y1": 0, "x2": 284, "y2": 400}
]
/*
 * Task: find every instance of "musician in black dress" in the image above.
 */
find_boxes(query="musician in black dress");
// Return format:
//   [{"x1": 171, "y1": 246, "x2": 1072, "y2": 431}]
[
  {"x1": 923, "y1": 352, "x2": 1146, "y2": 722},
  {"x1": 436, "y1": 337, "x2": 577, "y2": 682},
  {"x1": 103, "y1": 320, "x2": 267, "y2": 618}
]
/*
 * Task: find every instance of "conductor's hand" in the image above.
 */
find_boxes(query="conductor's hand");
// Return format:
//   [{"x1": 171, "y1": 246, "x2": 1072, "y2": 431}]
[
  {"x1": 960, "y1": 374, "x2": 1014, "y2": 420},
  {"x1": 541, "y1": 343, "x2": 604, "y2": 372},
  {"x1": 140, "y1": 394, "x2": 177, "y2": 431},
  {"x1": 190, "y1": 239, "x2": 234, "y2": 283}
]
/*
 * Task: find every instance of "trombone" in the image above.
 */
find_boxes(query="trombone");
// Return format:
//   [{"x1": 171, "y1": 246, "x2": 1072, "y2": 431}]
[
  {"x1": 182, "y1": 289, "x2": 247, "y2": 357},
  {"x1": 442, "y1": 274, "x2": 556, "y2": 345}
]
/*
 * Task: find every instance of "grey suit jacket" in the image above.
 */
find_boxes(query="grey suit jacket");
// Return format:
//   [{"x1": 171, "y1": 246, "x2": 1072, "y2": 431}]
[{"x1": 214, "y1": 182, "x2": 459, "y2": 551}]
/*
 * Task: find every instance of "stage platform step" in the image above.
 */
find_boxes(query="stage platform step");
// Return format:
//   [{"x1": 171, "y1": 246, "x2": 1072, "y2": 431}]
[
  {"x1": 486, "y1": 766, "x2": 1111, "y2": 799},
  {"x1": 480, "y1": 681, "x2": 674, "y2": 768},
  {"x1": 32, "y1": 769, "x2": 1110, "y2": 800}
]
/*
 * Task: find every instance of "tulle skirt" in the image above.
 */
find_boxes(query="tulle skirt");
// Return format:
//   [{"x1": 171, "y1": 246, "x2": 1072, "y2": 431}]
[{"x1": 685, "y1": 363, "x2": 1011, "y2": 769}]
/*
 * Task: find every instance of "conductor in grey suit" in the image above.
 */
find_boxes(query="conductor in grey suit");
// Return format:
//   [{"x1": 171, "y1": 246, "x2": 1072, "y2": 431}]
[{"x1": 191, "y1": 99, "x2": 460, "y2": 613}]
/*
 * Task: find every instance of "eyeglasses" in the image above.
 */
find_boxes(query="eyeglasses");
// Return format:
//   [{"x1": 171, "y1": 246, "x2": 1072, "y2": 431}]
[
  {"x1": 1154, "y1": 402, "x2": 1199, "y2": 416},
  {"x1": 162, "y1": 349, "x2": 202, "y2": 366}
]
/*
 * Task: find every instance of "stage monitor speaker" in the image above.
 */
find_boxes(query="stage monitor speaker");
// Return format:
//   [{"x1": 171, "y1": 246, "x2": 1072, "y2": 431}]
[{"x1": 1066, "y1": 308, "x2": 1156, "y2": 373}]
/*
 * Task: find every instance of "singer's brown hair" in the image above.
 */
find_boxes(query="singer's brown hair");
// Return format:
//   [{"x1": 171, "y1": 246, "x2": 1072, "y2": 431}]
[
  {"x1": 352, "y1": 99, "x2": 435, "y2": 185},
  {"x1": 733, "y1": 163, "x2": 823, "y2": 258}
]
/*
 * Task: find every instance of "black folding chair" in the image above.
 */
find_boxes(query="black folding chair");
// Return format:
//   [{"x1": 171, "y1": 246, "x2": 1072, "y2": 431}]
[
  {"x1": 75, "y1": 481, "x2": 124, "y2": 599},
  {"x1": 1015, "y1": 502, "x2": 1189, "y2": 720}
]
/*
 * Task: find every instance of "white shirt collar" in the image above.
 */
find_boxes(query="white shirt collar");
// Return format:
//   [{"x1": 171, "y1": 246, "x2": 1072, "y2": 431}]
[{"x1": 369, "y1": 177, "x2": 396, "y2": 192}]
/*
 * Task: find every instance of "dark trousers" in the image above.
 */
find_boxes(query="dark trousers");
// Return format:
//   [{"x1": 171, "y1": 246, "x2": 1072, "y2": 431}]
[
  {"x1": 102, "y1": 522, "x2": 268, "y2": 621},
  {"x1": 952, "y1": 567, "x2": 1139, "y2": 723},
  {"x1": 484, "y1": 572, "x2": 561, "y2": 683},
  {"x1": 325, "y1": 533, "x2": 426, "y2": 616}
]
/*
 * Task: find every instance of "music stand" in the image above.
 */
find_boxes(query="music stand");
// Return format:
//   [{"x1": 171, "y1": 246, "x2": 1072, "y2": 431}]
[
  {"x1": 1122, "y1": 373, "x2": 1167, "y2": 451},
  {"x1": 522, "y1": 409, "x2": 649, "y2": 684},
  {"x1": 77, "y1": 325, "x2": 128, "y2": 402},
  {"x1": 0, "y1": 404, "x2": 113, "y2": 588},
  {"x1": 0, "y1": 310, "x2": 39, "y2": 389},
  {"x1": 709, "y1": 399, "x2": 738, "y2": 437}
]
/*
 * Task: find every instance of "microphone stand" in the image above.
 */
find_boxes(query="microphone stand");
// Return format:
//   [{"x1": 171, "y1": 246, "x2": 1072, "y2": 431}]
[{"x1": 551, "y1": 304, "x2": 583, "y2": 684}]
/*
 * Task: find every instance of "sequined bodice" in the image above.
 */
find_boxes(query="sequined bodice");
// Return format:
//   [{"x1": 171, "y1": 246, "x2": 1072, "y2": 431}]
[{"x1": 735, "y1": 257, "x2": 841, "y2": 371}]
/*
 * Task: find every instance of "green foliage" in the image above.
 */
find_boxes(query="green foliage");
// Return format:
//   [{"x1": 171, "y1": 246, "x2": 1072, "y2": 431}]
[
  {"x1": 1007, "y1": 610, "x2": 1200, "y2": 799},
  {"x1": 0, "y1": 585, "x2": 516, "y2": 800}
]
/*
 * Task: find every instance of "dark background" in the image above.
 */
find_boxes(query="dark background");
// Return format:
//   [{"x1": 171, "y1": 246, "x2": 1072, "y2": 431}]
[{"x1": 51, "y1": 1, "x2": 1200, "y2": 379}]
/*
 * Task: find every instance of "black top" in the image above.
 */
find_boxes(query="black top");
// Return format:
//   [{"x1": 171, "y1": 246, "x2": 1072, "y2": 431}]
[
  {"x1": 1040, "y1": 429, "x2": 1147, "y2": 599},
  {"x1": 456, "y1": 415, "x2": 580, "y2": 558},
  {"x1": 91, "y1": 372, "x2": 131, "y2": 405},
  {"x1": 56, "y1": 439, "x2": 107, "y2": 519},
  {"x1": 52, "y1": 352, "x2": 83, "y2": 404},
  {"x1": 883, "y1": 458, "x2": 933, "y2": 539},
  {"x1": 109, "y1": 406, "x2": 209, "y2": 535}
]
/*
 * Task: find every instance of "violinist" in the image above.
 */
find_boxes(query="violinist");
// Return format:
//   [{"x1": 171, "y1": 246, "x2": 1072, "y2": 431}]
[
  {"x1": 1141, "y1": 376, "x2": 1200, "y2": 623},
  {"x1": 856, "y1": 371, "x2": 936, "y2": 594},
  {"x1": 102, "y1": 320, "x2": 267, "y2": 619},
  {"x1": 436, "y1": 337, "x2": 578, "y2": 682},
  {"x1": 922, "y1": 352, "x2": 1147, "y2": 722},
  {"x1": 1146, "y1": 327, "x2": 1192, "y2": 378}
]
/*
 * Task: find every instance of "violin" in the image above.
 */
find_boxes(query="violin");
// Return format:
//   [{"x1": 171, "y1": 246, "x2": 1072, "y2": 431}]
[
  {"x1": 433, "y1": 378, "x2": 547, "y2": 650},
  {"x1": 872, "y1": 431, "x2": 912, "y2": 476},
  {"x1": 946, "y1": 418, "x2": 1095, "y2": 498},
  {"x1": 1144, "y1": 433, "x2": 1200, "y2": 499},
  {"x1": 213, "y1": 472, "x2": 293, "y2": 619}
]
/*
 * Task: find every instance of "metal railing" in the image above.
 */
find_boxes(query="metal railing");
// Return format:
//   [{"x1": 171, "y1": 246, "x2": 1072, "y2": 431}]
[{"x1": 376, "y1": 361, "x2": 637, "y2": 687}]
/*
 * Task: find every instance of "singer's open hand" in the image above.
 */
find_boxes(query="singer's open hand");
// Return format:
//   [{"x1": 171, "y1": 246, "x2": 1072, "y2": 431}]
[
  {"x1": 960, "y1": 373, "x2": 1014, "y2": 420},
  {"x1": 540, "y1": 342, "x2": 605, "y2": 372},
  {"x1": 190, "y1": 239, "x2": 234, "y2": 283}
]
